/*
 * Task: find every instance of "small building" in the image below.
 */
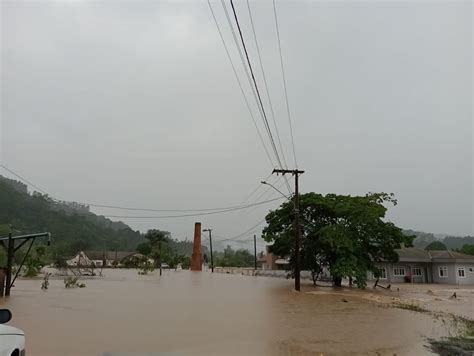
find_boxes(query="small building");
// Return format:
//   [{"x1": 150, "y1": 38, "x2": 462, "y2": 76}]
[
  {"x1": 66, "y1": 251, "x2": 93, "y2": 267},
  {"x1": 369, "y1": 247, "x2": 474, "y2": 285},
  {"x1": 67, "y1": 250, "x2": 139, "y2": 267},
  {"x1": 257, "y1": 246, "x2": 289, "y2": 270}
]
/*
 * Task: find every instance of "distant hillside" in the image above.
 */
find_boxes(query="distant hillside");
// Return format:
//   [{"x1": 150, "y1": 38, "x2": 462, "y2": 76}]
[
  {"x1": 0, "y1": 176, "x2": 144, "y2": 257},
  {"x1": 405, "y1": 229, "x2": 474, "y2": 250}
]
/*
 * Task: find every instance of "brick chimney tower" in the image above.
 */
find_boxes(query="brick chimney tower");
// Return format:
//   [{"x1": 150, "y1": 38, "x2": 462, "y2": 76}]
[{"x1": 190, "y1": 222, "x2": 202, "y2": 271}]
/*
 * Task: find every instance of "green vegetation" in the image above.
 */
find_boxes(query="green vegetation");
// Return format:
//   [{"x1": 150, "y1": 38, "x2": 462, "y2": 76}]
[
  {"x1": 64, "y1": 276, "x2": 86, "y2": 288},
  {"x1": 24, "y1": 245, "x2": 47, "y2": 277},
  {"x1": 214, "y1": 245, "x2": 254, "y2": 267},
  {"x1": 425, "y1": 241, "x2": 448, "y2": 251},
  {"x1": 459, "y1": 244, "x2": 474, "y2": 256},
  {"x1": 133, "y1": 229, "x2": 198, "y2": 270},
  {"x1": 0, "y1": 178, "x2": 144, "y2": 259},
  {"x1": 0, "y1": 177, "x2": 205, "y2": 270},
  {"x1": 429, "y1": 316, "x2": 474, "y2": 355},
  {"x1": 408, "y1": 229, "x2": 474, "y2": 250},
  {"x1": 263, "y1": 192, "x2": 413, "y2": 287}
]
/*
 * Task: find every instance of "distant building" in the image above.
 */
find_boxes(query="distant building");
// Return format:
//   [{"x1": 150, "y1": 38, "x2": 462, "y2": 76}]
[
  {"x1": 368, "y1": 247, "x2": 474, "y2": 285},
  {"x1": 0, "y1": 175, "x2": 27, "y2": 194},
  {"x1": 257, "y1": 246, "x2": 289, "y2": 270},
  {"x1": 67, "y1": 250, "x2": 139, "y2": 267}
]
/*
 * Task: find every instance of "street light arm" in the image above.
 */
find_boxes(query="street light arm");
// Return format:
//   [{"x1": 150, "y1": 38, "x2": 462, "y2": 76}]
[{"x1": 261, "y1": 181, "x2": 292, "y2": 200}]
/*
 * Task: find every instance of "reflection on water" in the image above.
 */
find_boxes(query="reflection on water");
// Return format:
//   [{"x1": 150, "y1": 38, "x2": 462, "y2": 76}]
[{"x1": 0, "y1": 269, "x2": 451, "y2": 355}]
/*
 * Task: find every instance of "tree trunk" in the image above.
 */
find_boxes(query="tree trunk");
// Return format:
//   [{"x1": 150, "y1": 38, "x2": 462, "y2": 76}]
[{"x1": 333, "y1": 277, "x2": 342, "y2": 287}]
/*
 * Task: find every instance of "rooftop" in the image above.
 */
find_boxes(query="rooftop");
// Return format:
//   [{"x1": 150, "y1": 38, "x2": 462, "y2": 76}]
[{"x1": 396, "y1": 247, "x2": 474, "y2": 263}]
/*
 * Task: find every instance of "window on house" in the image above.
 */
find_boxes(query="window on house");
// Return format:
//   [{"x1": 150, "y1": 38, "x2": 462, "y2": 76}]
[
  {"x1": 439, "y1": 266, "x2": 448, "y2": 278},
  {"x1": 379, "y1": 267, "x2": 387, "y2": 279},
  {"x1": 457, "y1": 268, "x2": 466, "y2": 278},
  {"x1": 412, "y1": 267, "x2": 422, "y2": 276},
  {"x1": 393, "y1": 267, "x2": 406, "y2": 276},
  {"x1": 469, "y1": 267, "x2": 474, "y2": 273}
]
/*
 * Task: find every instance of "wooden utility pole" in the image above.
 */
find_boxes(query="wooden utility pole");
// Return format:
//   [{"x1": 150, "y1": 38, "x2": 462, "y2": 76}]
[
  {"x1": 272, "y1": 169, "x2": 304, "y2": 291},
  {"x1": 203, "y1": 229, "x2": 214, "y2": 272},
  {"x1": 253, "y1": 234, "x2": 257, "y2": 270},
  {"x1": 159, "y1": 240, "x2": 162, "y2": 276}
]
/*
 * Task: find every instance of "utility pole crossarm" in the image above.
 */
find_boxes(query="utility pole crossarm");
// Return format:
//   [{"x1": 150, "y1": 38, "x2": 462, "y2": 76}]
[{"x1": 272, "y1": 169, "x2": 305, "y2": 175}]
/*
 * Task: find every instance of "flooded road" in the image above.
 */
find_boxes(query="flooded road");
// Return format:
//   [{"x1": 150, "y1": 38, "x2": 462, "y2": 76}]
[{"x1": 0, "y1": 269, "x2": 459, "y2": 355}]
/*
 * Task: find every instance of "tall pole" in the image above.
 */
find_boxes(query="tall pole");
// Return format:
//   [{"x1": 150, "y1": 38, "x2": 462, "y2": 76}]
[
  {"x1": 209, "y1": 230, "x2": 214, "y2": 273},
  {"x1": 159, "y1": 240, "x2": 162, "y2": 276},
  {"x1": 272, "y1": 169, "x2": 304, "y2": 292},
  {"x1": 254, "y1": 234, "x2": 257, "y2": 270},
  {"x1": 5, "y1": 233, "x2": 13, "y2": 297},
  {"x1": 294, "y1": 171, "x2": 301, "y2": 292},
  {"x1": 203, "y1": 229, "x2": 214, "y2": 273}
]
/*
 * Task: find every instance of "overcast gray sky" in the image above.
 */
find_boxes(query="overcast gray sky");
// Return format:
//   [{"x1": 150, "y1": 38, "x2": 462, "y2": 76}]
[{"x1": 1, "y1": 0, "x2": 472, "y2": 249}]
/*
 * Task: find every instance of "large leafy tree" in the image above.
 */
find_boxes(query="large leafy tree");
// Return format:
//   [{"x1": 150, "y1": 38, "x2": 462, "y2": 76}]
[
  {"x1": 262, "y1": 192, "x2": 413, "y2": 287},
  {"x1": 144, "y1": 230, "x2": 171, "y2": 267},
  {"x1": 459, "y1": 244, "x2": 474, "y2": 255},
  {"x1": 215, "y1": 245, "x2": 255, "y2": 267},
  {"x1": 425, "y1": 241, "x2": 447, "y2": 250}
]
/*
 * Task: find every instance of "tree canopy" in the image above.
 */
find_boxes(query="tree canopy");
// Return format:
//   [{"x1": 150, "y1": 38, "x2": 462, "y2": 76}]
[
  {"x1": 214, "y1": 245, "x2": 254, "y2": 267},
  {"x1": 424, "y1": 241, "x2": 448, "y2": 250},
  {"x1": 262, "y1": 192, "x2": 413, "y2": 287},
  {"x1": 0, "y1": 178, "x2": 144, "y2": 258},
  {"x1": 459, "y1": 244, "x2": 474, "y2": 255}
]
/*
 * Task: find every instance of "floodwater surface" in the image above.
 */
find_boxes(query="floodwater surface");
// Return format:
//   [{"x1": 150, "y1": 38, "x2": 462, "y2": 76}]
[{"x1": 0, "y1": 269, "x2": 458, "y2": 355}]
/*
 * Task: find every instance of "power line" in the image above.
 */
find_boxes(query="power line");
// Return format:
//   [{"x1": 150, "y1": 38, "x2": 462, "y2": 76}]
[
  {"x1": 0, "y1": 164, "x2": 284, "y2": 214},
  {"x1": 242, "y1": 174, "x2": 281, "y2": 207},
  {"x1": 220, "y1": 0, "x2": 269, "y2": 139},
  {"x1": 228, "y1": 0, "x2": 284, "y2": 172},
  {"x1": 101, "y1": 197, "x2": 284, "y2": 219},
  {"x1": 206, "y1": 0, "x2": 275, "y2": 168},
  {"x1": 246, "y1": 0, "x2": 288, "y2": 169},
  {"x1": 214, "y1": 218, "x2": 266, "y2": 242},
  {"x1": 236, "y1": 176, "x2": 285, "y2": 220},
  {"x1": 0, "y1": 164, "x2": 48, "y2": 195},
  {"x1": 220, "y1": 0, "x2": 279, "y2": 170},
  {"x1": 213, "y1": 206, "x2": 286, "y2": 243},
  {"x1": 228, "y1": 0, "x2": 292, "y2": 195},
  {"x1": 218, "y1": 0, "x2": 294, "y2": 196},
  {"x1": 238, "y1": 172, "x2": 273, "y2": 205},
  {"x1": 272, "y1": 0, "x2": 298, "y2": 169}
]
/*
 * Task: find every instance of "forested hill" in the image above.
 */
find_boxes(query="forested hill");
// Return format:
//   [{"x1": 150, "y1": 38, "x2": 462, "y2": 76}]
[
  {"x1": 0, "y1": 176, "x2": 144, "y2": 256},
  {"x1": 406, "y1": 229, "x2": 474, "y2": 250}
]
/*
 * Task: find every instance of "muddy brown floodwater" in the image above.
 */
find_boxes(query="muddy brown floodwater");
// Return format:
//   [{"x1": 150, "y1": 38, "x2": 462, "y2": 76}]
[{"x1": 0, "y1": 269, "x2": 465, "y2": 356}]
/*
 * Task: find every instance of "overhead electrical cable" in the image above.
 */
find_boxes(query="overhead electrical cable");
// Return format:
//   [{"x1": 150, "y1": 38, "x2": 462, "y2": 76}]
[
  {"x1": 228, "y1": 0, "x2": 292, "y2": 194},
  {"x1": 101, "y1": 197, "x2": 284, "y2": 219},
  {"x1": 0, "y1": 164, "x2": 283, "y2": 214},
  {"x1": 206, "y1": 0, "x2": 275, "y2": 168},
  {"x1": 246, "y1": 0, "x2": 288, "y2": 169},
  {"x1": 272, "y1": 0, "x2": 298, "y2": 168}
]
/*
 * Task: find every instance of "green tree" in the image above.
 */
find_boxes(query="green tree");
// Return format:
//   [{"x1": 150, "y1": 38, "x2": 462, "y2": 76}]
[
  {"x1": 215, "y1": 245, "x2": 254, "y2": 267},
  {"x1": 460, "y1": 244, "x2": 474, "y2": 255},
  {"x1": 425, "y1": 241, "x2": 448, "y2": 250},
  {"x1": 144, "y1": 229, "x2": 172, "y2": 268},
  {"x1": 0, "y1": 179, "x2": 145, "y2": 258},
  {"x1": 136, "y1": 242, "x2": 152, "y2": 255},
  {"x1": 262, "y1": 192, "x2": 413, "y2": 288},
  {"x1": 179, "y1": 255, "x2": 191, "y2": 269},
  {"x1": 24, "y1": 245, "x2": 47, "y2": 277}
]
